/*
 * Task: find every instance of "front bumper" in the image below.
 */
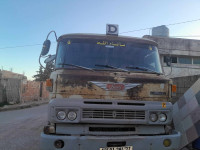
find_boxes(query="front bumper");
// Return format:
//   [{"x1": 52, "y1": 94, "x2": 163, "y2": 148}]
[{"x1": 40, "y1": 131, "x2": 181, "y2": 150}]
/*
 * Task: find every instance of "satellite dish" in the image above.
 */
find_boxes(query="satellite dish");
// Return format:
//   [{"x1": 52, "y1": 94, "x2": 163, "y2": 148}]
[{"x1": 44, "y1": 54, "x2": 56, "y2": 64}]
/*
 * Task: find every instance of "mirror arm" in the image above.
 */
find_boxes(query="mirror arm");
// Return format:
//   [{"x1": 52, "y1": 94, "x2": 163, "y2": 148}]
[
  {"x1": 39, "y1": 30, "x2": 57, "y2": 70},
  {"x1": 39, "y1": 54, "x2": 46, "y2": 70},
  {"x1": 46, "y1": 31, "x2": 58, "y2": 41}
]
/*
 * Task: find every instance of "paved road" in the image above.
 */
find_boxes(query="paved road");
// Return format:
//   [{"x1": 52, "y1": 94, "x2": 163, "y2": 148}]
[{"x1": 0, "y1": 104, "x2": 48, "y2": 150}]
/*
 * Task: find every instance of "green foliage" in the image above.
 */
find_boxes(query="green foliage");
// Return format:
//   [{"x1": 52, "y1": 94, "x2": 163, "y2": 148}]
[{"x1": 33, "y1": 64, "x2": 53, "y2": 81}]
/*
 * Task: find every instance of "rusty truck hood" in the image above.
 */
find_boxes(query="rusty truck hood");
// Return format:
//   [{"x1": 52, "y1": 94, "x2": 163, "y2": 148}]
[{"x1": 53, "y1": 70, "x2": 170, "y2": 102}]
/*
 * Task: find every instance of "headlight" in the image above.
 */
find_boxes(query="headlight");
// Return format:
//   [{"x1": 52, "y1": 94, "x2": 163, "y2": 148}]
[
  {"x1": 159, "y1": 113, "x2": 167, "y2": 122},
  {"x1": 150, "y1": 113, "x2": 158, "y2": 122},
  {"x1": 67, "y1": 111, "x2": 77, "y2": 121},
  {"x1": 57, "y1": 111, "x2": 66, "y2": 120}
]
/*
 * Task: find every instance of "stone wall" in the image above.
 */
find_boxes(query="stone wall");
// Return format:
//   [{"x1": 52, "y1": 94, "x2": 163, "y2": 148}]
[{"x1": 21, "y1": 81, "x2": 49, "y2": 102}]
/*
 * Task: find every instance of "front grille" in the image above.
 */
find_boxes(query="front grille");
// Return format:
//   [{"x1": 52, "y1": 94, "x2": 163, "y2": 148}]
[
  {"x1": 82, "y1": 109, "x2": 145, "y2": 120},
  {"x1": 89, "y1": 127, "x2": 135, "y2": 132}
]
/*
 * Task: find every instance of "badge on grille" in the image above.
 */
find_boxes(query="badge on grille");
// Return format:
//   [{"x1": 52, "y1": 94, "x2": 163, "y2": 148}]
[
  {"x1": 112, "y1": 111, "x2": 117, "y2": 118},
  {"x1": 106, "y1": 83, "x2": 125, "y2": 91},
  {"x1": 90, "y1": 81, "x2": 141, "y2": 91}
]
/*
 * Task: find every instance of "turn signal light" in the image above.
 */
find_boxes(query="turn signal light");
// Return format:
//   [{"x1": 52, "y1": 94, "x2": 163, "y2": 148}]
[
  {"x1": 43, "y1": 125, "x2": 55, "y2": 134},
  {"x1": 46, "y1": 79, "x2": 53, "y2": 92},
  {"x1": 46, "y1": 79, "x2": 52, "y2": 87},
  {"x1": 163, "y1": 139, "x2": 171, "y2": 147},
  {"x1": 172, "y1": 85, "x2": 177, "y2": 93}
]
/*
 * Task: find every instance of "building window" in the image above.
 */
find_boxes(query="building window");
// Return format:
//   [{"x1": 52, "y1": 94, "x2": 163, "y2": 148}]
[
  {"x1": 171, "y1": 57, "x2": 177, "y2": 63},
  {"x1": 193, "y1": 58, "x2": 200, "y2": 64},
  {"x1": 163, "y1": 55, "x2": 200, "y2": 65},
  {"x1": 163, "y1": 56, "x2": 168, "y2": 63},
  {"x1": 163, "y1": 56, "x2": 177, "y2": 63},
  {"x1": 178, "y1": 57, "x2": 192, "y2": 64}
]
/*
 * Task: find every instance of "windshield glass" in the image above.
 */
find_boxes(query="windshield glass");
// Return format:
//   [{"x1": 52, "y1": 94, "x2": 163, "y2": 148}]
[{"x1": 55, "y1": 38, "x2": 162, "y2": 73}]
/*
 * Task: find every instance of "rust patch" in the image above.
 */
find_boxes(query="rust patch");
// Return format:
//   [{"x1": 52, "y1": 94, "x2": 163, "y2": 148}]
[
  {"x1": 54, "y1": 70, "x2": 170, "y2": 102},
  {"x1": 58, "y1": 74, "x2": 116, "y2": 88},
  {"x1": 126, "y1": 84, "x2": 143, "y2": 99}
]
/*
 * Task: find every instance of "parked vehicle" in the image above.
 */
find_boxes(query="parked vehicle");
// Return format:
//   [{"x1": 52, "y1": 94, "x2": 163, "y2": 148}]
[{"x1": 40, "y1": 25, "x2": 180, "y2": 150}]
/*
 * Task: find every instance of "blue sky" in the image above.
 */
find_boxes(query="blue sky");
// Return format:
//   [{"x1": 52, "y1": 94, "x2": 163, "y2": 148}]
[{"x1": 1, "y1": 0, "x2": 200, "y2": 80}]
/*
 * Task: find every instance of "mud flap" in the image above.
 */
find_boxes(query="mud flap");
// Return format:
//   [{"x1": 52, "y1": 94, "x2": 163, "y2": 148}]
[{"x1": 173, "y1": 78, "x2": 200, "y2": 149}]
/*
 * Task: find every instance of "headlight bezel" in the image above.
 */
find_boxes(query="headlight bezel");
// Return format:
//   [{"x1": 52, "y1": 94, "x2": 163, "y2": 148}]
[
  {"x1": 149, "y1": 111, "x2": 169, "y2": 124},
  {"x1": 55, "y1": 107, "x2": 79, "y2": 122},
  {"x1": 67, "y1": 111, "x2": 77, "y2": 121},
  {"x1": 57, "y1": 111, "x2": 67, "y2": 120},
  {"x1": 149, "y1": 113, "x2": 158, "y2": 122},
  {"x1": 158, "y1": 113, "x2": 167, "y2": 122}
]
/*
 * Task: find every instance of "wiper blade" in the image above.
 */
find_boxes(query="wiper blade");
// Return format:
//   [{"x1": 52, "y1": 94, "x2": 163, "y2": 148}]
[
  {"x1": 95, "y1": 64, "x2": 129, "y2": 72},
  {"x1": 126, "y1": 66, "x2": 162, "y2": 75},
  {"x1": 59, "y1": 63, "x2": 94, "y2": 71}
]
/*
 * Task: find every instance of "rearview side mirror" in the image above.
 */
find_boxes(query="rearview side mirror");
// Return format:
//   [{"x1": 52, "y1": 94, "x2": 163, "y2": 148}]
[
  {"x1": 41, "y1": 40, "x2": 51, "y2": 56},
  {"x1": 44, "y1": 54, "x2": 56, "y2": 64},
  {"x1": 165, "y1": 56, "x2": 171, "y2": 67}
]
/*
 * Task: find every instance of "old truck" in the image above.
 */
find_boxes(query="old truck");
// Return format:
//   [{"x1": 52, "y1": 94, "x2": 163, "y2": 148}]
[{"x1": 40, "y1": 25, "x2": 181, "y2": 150}]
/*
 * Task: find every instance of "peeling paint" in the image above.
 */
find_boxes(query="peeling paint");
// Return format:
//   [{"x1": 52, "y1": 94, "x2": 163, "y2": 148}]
[{"x1": 51, "y1": 70, "x2": 170, "y2": 102}]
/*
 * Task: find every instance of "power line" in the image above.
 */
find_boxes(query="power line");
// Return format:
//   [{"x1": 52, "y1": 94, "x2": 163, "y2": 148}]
[
  {"x1": 0, "y1": 43, "x2": 42, "y2": 49},
  {"x1": 1, "y1": 18, "x2": 200, "y2": 50},
  {"x1": 1, "y1": 35, "x2": 200, "y2": 50},
  {"x1": 167, "y1": 18, "x2": 200, "y2": 26},
  {"x1": 120, "y1": 18, "x2": 200, "y2": 34},
  {"x1": 0, "y1": 42, "x2": 57, "y2": 50},
  {"x1": 171, "y1": 35, "x2": 200, "y2": 38},
  {"x1": 120, "y1": 27, "x2": 152, "y2": 34}
]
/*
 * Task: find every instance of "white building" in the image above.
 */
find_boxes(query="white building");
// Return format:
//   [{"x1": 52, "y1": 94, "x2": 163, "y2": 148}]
[{"x1": 144, "y1": 26, "x2": 200, "y2": 78}]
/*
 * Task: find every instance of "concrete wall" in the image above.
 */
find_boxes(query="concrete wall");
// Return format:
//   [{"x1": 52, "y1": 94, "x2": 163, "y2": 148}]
[
  {"x1": 143, "y1": 35, "x2": 200, "y2": 78},
  {"x1": 152, "y1": 25, "x2": 169, "y2": 37},
  {"x1": 0, "y1": 83, "x2": 3, "y2": 103},
  {"x1": 144, "y1": 35, "x2": 200, "y2": 56},
  {"x1": 1, "y1": 70, "x2": 26, "y2": 80},
  {"x1": 163, "y1": 65, "x2": 200, "y2": 78},
  {"x1": 1, "y1": 78, "x2": 21, "y2": 104},
  {"x1": 171, "y1": 75, "x2": 200, "y2": 102},
  {"x1": 0, "y1": 71, "x2": 2, "y2": 103},
  {"x1": 0, "y1": 70, "x2": 49, "y2": 104}
]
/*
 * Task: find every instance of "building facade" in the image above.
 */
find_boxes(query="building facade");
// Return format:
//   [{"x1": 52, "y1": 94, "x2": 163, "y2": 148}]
[
  {"x1": 144, "y1": 26, "x2": 200, "y2": 78},
  {"x1": 0, "y1": 70, "x2": 49, "y2": 104}
]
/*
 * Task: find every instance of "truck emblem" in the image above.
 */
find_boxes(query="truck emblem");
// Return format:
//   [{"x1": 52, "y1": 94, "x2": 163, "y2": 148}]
[
  {"x1": 113, "y1": 111, "x2": 117, "y2": 118},
  {"x1": 106, "y1": 83, "x2": 125, "y2": 91},
  {"x1": 90, "y1": 81, "x2": 141, "y2": 91},
  {"x1": 106, "y1": 24, "x2": 119, "y2": 36}
]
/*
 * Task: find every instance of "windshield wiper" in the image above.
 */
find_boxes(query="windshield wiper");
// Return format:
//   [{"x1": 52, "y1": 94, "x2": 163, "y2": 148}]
[
  {"x1": 126, "y1": 66, "x2": 162, "y2": 75},
  {"x1": 59, "y1": 63, "x2": 94, "y2": 71},
  {"x1": 95, "y1": 64, "x2": 129, "y2": 72}
]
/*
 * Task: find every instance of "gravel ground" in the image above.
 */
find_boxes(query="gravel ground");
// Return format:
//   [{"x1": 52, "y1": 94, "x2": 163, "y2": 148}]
[{"x1": 0, "y1": 104, "x2": 48, "y2": 150}]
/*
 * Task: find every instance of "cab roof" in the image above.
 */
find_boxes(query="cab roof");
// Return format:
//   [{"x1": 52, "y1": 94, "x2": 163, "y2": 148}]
[{"x1": 58, "y1": 33, "x2": 158, "y2": 46}]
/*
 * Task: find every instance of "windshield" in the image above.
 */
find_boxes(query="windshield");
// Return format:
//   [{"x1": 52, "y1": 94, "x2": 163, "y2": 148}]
[{"x1": 55, "y1": 38, "x2": 162, "y2": 73}]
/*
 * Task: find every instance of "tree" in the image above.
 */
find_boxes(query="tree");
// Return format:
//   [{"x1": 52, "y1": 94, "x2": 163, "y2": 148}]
[
  {"x1": 33, "y1": 64, "x2": 53, "y2": 81},
  {"x1": 33, "y1": 64, "x2": 54, "y2": 98}
]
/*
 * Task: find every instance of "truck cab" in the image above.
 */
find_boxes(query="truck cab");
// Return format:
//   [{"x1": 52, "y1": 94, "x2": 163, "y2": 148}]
[{"x1": 40, "y1": 27, "x2": 181, "y2": 150}]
